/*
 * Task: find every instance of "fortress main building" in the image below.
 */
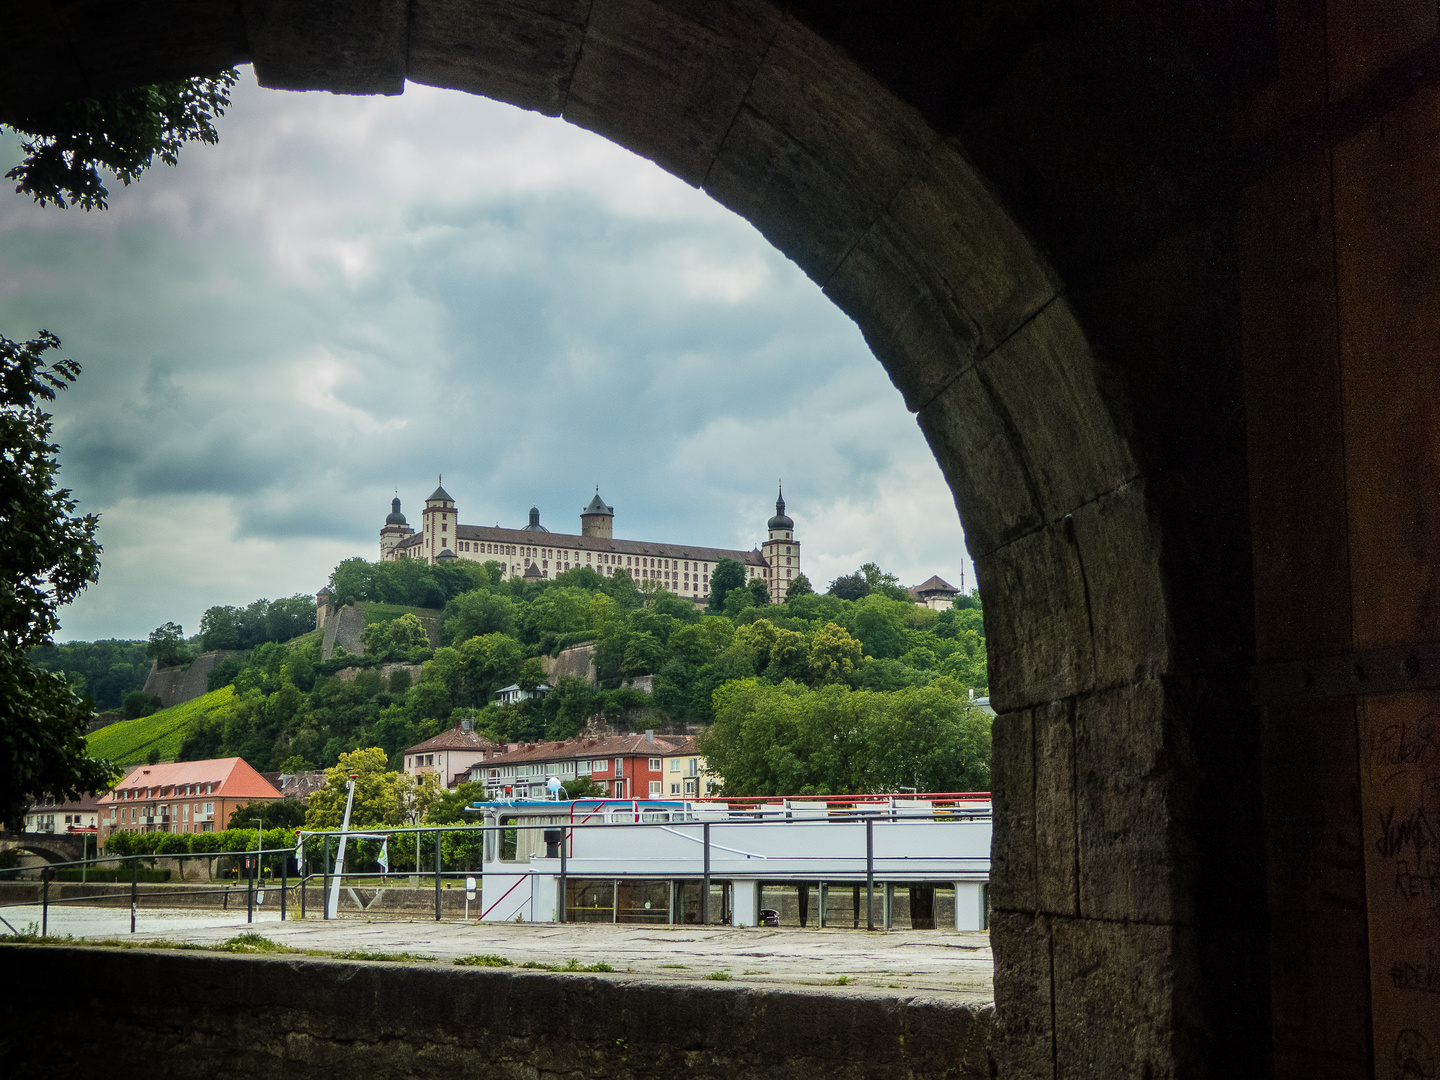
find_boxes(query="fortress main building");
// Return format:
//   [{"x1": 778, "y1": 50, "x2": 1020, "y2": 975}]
[{"x1": 381, "y1": 482, "x2": 802, "y2": 603}]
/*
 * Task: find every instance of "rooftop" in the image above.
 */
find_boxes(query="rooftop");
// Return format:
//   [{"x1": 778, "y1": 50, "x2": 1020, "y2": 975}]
[
  {"x1": 98, "y1": 758, "x2": 282, "y2": 803},
  {"x1": 405, "y1": 724, "x2": 500, "y2": 755}
]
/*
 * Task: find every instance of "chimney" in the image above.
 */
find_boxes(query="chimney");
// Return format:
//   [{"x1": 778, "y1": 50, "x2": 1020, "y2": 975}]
[
  {"x1": 645, "y1": 729, "x2": 654, "y2": 743},
  {"x1": 461, "y1": 719, "x2": 473, "y2": 732}
]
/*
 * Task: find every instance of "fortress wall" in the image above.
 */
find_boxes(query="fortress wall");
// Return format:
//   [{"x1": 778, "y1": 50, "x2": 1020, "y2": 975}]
[
  {"x1": 141, "y1": 651, "x2": 239, "y2": 708},
  {"x1": 543, "y1": 642, "x2": 598, "y2": 684}
]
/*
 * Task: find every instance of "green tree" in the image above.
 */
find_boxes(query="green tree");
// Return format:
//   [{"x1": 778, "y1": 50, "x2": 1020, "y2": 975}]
[
  {"x1": 827, "y1": 572, "x2": 869, "y2": 600},
  {"x1": 146, "y1": 622, "x2": 191, "y2": 667},
  {"x1": 5, "y1": 72, "x2": 238, "y2": 210},
  {"x1": 443, "y1": 589, "x2": 516, "y2": 643},
  {"x1": 708, "y1": 558, "x2": 747, "y2": 612},
  {"x1": 860, "y1": 681, "x2": 992, "y2": 793},
  {"x1": 809, "y1": 622, "x2": 863, "y2": 685},
  {"x1": 0, "y1": 331, "x2": 117, "y2": 829},
  {"x1": 226, "y1": 798, "x2": 307, "y2": 830},
  {"x1": 747, "y1": 577, "x2": 771, "y2": 607},
  {"x1": 785, "y1": 573, "x2": 814, "y2": 601},
  {"x1": 121, "y1": 689, "x2": 162, "y2": 720},
  {"x1": 362, "y1": 613, "x2": 430, "y2": 661},
  {"x1": 304, "y1": 748, "x2": 416, "y2": 829}
]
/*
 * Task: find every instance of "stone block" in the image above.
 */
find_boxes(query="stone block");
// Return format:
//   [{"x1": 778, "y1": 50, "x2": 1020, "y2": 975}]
[
  {"x1": 55, "y1": 0, "x2": 248, "y2": 97},
  {"x1": 1063, "y1": 482, "x2": 1169, "y2": 690},
  {"x1": 1051, "y1": 916, "x2": 1182, "y2": 1080},
  {"x1": 989, "y1": 910, "x2": 1056, "y2": 1080},
  {"x1": 916, "y1": 364, "x2": 1045, "y2": 560},
  {"x1": 704, "y1": 16, "x2": 935, "y2": 282},
  {"x1": 407, "y1": 0, "x2": 587, "y2": 116},
  {"x1": 989, "y1": 706, "x2": 1036, "y2": 913},
  {"x1": 1034, "y1": 698, "x2": 1079, "y2": 917},
  {"x1": 564, "y1": 0, "x2": 779, "y2": 185},
  {"x1": 825, "y1": 139, "x2": 1060, "y2": 412},
  {"x1": 975, "y1": 297, "x2": 1138, "y2": 523},
  {"x1": 243, "y1": 0, "x2": 408, "y2": 94},
  {"x1": 1073, "y1": 679, "x2": 1179, "y2": 925},
  {"x1": 974, "y1": 521, "x2": 1094, "y2": 711}
]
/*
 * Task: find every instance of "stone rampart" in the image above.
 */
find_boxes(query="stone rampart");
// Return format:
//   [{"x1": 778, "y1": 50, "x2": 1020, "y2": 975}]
[
  {"x1": 141, "y1": 651, "x2": 239, "y2": 708},
  {"x1": 543, "y1": 641, "x2": 597, "y2": 684},
  {"x1": 2, "y1": 944, "x2": 992, "y2": 1079}
]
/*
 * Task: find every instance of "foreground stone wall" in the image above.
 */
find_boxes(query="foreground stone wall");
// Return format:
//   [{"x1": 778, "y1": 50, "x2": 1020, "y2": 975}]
[{"x1": 3, "y1": 945, "x2": 992, "y2": 1080}]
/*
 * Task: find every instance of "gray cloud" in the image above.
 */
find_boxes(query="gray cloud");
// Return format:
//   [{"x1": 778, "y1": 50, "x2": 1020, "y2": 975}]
[{"x1": 0, "y1": 72, "x2": 973, "y2": 640}]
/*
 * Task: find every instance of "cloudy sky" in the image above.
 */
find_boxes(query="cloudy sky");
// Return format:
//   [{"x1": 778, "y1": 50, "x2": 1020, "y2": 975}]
[{"x1": 0, "y1": 69, "x2": 973, "y2": 643}]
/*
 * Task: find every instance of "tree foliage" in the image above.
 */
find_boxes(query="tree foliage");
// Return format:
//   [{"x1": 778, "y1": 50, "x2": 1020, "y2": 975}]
[
  {"x1": 0, "y1": 331, "x2": 117, "y2": 829},
  {"x1": 700, "y1": 678, "x2": 990, "y2": 797},
  {"x1": 199, "y1": 595, "x2": 315, "y2": 651},
  {"x1": 304, "y1": 748, "x2": 418, "y2": 829},
  {"x1": 4, "y1": 72, "x2": 238, "y2": 210}
]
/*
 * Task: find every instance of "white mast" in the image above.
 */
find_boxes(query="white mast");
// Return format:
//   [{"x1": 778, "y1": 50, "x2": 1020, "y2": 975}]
[{"x1": 325, "y1": 775, "x2": 358, "y2": 919}]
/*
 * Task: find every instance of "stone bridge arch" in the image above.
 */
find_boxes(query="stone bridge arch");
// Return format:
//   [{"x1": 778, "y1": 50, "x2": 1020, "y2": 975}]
[
  {"x1": 0, "y1": 832, "x2": 89, "y2": 865},
  {"x1": 6, "y1": 3, "x2": 1434, "y2": 1078}
]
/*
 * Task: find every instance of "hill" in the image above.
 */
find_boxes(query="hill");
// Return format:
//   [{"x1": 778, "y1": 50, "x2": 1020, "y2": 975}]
[{"x1": 86, "y1": 686, "x2": 236, "y2": 766}]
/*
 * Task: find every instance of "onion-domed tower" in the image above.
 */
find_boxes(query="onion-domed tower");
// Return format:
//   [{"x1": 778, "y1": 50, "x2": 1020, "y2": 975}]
[
  {"x1": 761, "y1": 484, "x2": 799, "y2": 602},
  {"x1": 379, "y1": 495, "x2": 414, "y2": 560}
]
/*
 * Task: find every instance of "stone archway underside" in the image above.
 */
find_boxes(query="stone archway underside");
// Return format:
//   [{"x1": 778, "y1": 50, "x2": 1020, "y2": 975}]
[{"x1": 1, "y1": 3, "x2": 1270, "y2": 1078}]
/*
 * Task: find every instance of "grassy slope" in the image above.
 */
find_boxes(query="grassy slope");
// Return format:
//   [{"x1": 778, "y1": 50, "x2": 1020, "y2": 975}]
[
  {"x1": 87, "y1": 686, "x2": 235, "y2": 766},
  {"x1": 357, "y1": 602, "x2": 441, "y2": 625}
]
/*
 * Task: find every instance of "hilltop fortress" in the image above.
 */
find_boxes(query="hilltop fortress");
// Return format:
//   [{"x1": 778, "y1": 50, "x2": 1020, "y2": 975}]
[{"x1": 380, "y1": 481, "x2": 802, "y2": 604}]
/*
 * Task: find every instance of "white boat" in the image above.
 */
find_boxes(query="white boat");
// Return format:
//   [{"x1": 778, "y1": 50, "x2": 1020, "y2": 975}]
[{"x1": 465, "y1": 792, "x2": 992, "y2": 930}]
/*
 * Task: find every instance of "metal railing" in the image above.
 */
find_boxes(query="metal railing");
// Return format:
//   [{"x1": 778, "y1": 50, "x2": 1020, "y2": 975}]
[{"x1": 2, "y1": 807, "x2": 989, "y2": 934}]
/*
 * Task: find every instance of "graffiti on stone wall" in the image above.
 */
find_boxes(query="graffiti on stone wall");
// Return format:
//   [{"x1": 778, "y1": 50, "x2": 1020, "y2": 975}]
[{"x1": 1362, "y1": 696, "x2": 1440, "y2": 1068}]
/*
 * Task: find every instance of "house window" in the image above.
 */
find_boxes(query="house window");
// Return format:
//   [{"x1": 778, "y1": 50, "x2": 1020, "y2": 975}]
[
  {"x1": 649, "y1": 781, "x2": 662, "y2": 796},
  {"x1": 592, "y1": 760, "x2": 607, "y2": 773},
  {"x1": 578, "y1": 760, "x2": 591, "y2": 774},
  {"x1": 688, "y1": 759, "x2": 698, "y2": 776},
  {"x1": 614, "y1": 758, "x2": 624, "y2": 774},
  {"x1": 670, "y1": 783, "x2": 681, "y2": 795},
  {"x1": 648, "y1": 758, "x2": 661, "y2": 772},
  {"x1": 670, "y1": 759, "x2": 680, "y2": 772}
]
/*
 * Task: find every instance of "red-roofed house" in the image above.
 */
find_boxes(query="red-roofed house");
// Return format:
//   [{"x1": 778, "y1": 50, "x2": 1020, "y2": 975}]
[
  {"x1": 97, "y1": 758, "x2": 282, "y2": 845},
  {"x1": 403, "y1": 720, "x2": 499, "y2": 787},
  {"x1": 466, "y1": 731, "x2": 709, "y2": 800},
  {"x1": 909, "y1": 575, "x2": 961, "y2": 611}
]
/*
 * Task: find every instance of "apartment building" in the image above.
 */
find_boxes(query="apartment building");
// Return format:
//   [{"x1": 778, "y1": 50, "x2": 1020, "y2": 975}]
[
  {"x1": 465, "y1": 732, "x2": 713, "y2": 800},
  {"x1": 97, "y1": 758, "x2": 282, "y2": 844}
]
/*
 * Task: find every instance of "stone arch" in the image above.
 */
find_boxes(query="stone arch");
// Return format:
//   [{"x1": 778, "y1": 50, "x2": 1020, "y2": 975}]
[
  {"x1": 0, "y1": 833, "x2": 86, "y2": 865},
  {"x1": 0, "y1": 4, "x2": 1267, "y2": 1078}
]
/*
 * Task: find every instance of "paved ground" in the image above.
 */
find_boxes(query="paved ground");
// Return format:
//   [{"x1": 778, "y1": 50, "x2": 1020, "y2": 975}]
[{"x1": 1, "y1": 904, "x2": 994, "y2": 1001}]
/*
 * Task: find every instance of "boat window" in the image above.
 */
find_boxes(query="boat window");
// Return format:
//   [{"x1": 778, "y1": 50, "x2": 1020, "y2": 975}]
[{"x1": 500, "y1": 816, "x2": 518, "y2": 861}]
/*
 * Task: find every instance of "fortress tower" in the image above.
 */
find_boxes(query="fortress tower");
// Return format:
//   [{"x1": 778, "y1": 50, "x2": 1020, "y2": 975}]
[
  {"x1": 380, "y1": 496, "x2": 413, "y2": 559},
  {"x1": 580, "y1": 489, "x2": 614, "y2": 538},
  {"x1": 421, "y1": 478, "x2": 457, "y2": 563},
  {"x1": 760, "y1": 484, "x2": 800, "y2": 603}
]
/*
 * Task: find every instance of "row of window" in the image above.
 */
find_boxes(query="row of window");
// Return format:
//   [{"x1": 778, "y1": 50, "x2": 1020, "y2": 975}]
[
  {"x1": 482, "y1": 757, "x2": 699, "y2": 779},
  {"x1": 110, "y1": 802, "x2": 215, "y2": 824},
  {"x1": 116, "y1": 783, "x2": 217, "y2": 800}
]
